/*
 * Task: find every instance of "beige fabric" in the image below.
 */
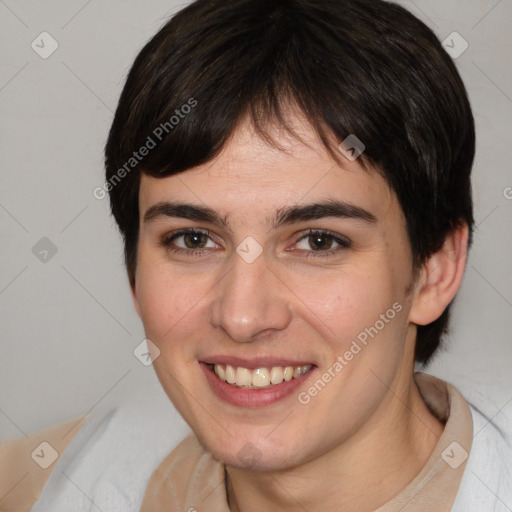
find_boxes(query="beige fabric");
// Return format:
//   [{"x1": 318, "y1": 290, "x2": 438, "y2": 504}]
[
  {"x1": 0, "y1": 416, "x2": 87, "y2": 512},
  {"x1": 141, "y1": 432, "x2": 230, "y2": 511},
  {"x1": 140, "y1": 373, "x2": 473, "y2": 512},
  {"x1": 375, "y1": 373, "x2": 473, "y2": 511}
]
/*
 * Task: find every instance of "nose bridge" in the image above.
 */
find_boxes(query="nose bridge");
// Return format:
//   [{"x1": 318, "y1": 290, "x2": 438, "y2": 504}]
[{"x1": 209, "y1": 249, "x2": 292, "y2": 342}]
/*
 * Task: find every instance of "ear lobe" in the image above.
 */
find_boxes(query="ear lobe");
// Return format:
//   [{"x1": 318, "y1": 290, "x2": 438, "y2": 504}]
[{"x1": 409, "y1": 223, "x2": 469, "y2": 326}]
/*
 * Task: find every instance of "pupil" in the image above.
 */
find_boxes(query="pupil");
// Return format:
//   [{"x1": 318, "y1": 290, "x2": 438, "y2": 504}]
[
  {"x1": 310, "y1": 234, "x2": 331, "y2": 250},
  {"x1": 185, "y1": 232, "x2": 206, "y2": 248}
]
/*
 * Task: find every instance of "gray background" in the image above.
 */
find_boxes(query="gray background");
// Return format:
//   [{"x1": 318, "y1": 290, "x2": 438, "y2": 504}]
[{"x1": 1, "y1": 0, "x2": 511, "y2": 443}]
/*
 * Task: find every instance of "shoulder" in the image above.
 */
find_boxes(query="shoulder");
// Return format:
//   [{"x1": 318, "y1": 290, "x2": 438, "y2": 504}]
[
  {"x1": 25, "y1": 382, "x2": 190, "y2": 512},
  {"x1": 452, "y1": 402, "x2": 512, "y2": 511},
  {"x1": 0, "y1": 416, "x2": 87, "y2": 512}
]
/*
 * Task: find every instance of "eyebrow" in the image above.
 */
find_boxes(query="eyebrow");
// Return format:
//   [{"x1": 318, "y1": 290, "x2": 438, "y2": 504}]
[{"x1": 143, "y1": 199, "x2": 377, "y2": 230}]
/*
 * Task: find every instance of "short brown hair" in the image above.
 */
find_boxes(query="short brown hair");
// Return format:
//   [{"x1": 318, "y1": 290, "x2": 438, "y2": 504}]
[{"x1": 105, "y1": 0, "x2": 475, "y2": 363}]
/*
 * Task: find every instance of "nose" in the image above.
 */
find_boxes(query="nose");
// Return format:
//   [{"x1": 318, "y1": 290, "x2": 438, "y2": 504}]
[{"x1": 208, "y1": 250, "x2": 293, "y2": 343}]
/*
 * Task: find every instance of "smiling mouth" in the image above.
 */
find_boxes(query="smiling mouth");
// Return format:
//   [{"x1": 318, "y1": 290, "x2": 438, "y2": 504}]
[{"x1": 207, "y1": 363, "x2": 314, "y2": 389}]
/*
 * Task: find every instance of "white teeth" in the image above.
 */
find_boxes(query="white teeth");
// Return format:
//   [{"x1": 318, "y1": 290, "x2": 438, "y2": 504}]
[
  {"x1": 270, "y1": 367, "x2": 284, "y2": 384},
  {"x1": 283, "y1": 366, "x2": 294, "y2": 381},
  {"x1": 225, "y1": 364, "x2": 236, "y2": 384},
  {"x1": 236, "y1": 367, "x2": 252, "y2": 386},
  {"x1": 215, "y1": 364, "x2": 226, "y2": 381},
  {"x1": 252, "y1": 368, "x2": 270, "y2": 387},
  {"x1": 212, "y1": 363, "x2": 312, "y2": 388}
]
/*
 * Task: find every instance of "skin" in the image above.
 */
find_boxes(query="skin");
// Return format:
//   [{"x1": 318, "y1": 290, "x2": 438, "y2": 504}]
[{"x1": 132, "y1": 113, "x2": 468, "y2": 512}]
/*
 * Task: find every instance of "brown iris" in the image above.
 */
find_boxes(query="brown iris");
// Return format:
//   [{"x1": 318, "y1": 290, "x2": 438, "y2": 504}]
[
  {"x1": 308, "y1": 233, "x2": 334, "y2": 251},
  {"x1": 183, "y1": 232, "x2": 208, "y2": 248}
]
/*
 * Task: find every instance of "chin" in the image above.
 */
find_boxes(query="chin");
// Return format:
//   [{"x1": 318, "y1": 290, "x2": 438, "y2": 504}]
[{"x1": 197, "y1": 430, "x2": 309, "y2": 472}]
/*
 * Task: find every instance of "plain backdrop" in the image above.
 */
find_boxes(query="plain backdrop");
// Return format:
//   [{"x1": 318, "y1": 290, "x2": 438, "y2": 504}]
[{"x1": 1, "y1": 0, "x2": 511, "y2": 444}]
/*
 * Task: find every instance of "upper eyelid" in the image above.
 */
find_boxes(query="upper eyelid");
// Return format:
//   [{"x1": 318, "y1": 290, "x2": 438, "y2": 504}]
[
  {"x1": 303, "y1": 230, "x2": 350, "y2": 244},
  {"x1": 163, "y1": 227, "x2": 218, "y2": 244}
]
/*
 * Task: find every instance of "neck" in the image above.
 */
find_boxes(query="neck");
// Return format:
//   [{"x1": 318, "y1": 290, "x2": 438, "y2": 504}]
[{"x1": 225, "y1": 373, "x2": 444, "y2": 512}]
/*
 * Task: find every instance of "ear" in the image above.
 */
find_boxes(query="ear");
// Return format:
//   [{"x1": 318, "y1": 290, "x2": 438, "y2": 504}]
[
  {"x1": 131, "y1": 278, "x2": 142, "y2": 318},
  {"x1": 409, "y1": 223, "x2": 469, "y2": 326}
]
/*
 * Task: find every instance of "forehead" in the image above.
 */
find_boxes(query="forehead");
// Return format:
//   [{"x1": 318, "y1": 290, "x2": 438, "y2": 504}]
[{"x1": 138, "y1": 116, "x2": 397, "y2": 225}]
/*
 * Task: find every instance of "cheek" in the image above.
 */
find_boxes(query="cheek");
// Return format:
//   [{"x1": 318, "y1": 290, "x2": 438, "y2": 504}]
[
  {"x1": 292, "y1": 266, "x2": 398, "y2": 347},
  {"x1": 135, "y1": 258, "x2": 205, "y2": 343}
]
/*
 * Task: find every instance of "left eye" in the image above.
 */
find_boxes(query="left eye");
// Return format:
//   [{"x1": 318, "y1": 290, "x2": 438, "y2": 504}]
[
  {"x1": 294, "y1": 230, "x2": 350, "y2": 254},
  {"x1": 162, "y1": 229, "x2": 217, "y2": 251}
]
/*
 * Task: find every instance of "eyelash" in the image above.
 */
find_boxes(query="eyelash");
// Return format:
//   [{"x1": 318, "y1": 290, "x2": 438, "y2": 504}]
[{"x1": 161, "y1": 228, "x2": 351, "y2": 258}]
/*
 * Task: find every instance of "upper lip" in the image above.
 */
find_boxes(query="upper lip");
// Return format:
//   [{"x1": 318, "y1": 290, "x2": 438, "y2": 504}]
[{"x1": 202, "y1": 355, "x2": 315, "y2": 369}]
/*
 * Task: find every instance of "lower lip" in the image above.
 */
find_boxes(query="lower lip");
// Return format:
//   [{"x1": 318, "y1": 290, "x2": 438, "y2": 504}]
[{"x1": 200, "y1": 362, "x2": 315, "y2": 407}]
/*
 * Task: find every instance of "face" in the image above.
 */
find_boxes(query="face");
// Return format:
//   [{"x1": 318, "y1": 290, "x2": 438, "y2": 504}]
[{"x1": 133, "y1": 116, "x2": 418, "y2": 471}]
